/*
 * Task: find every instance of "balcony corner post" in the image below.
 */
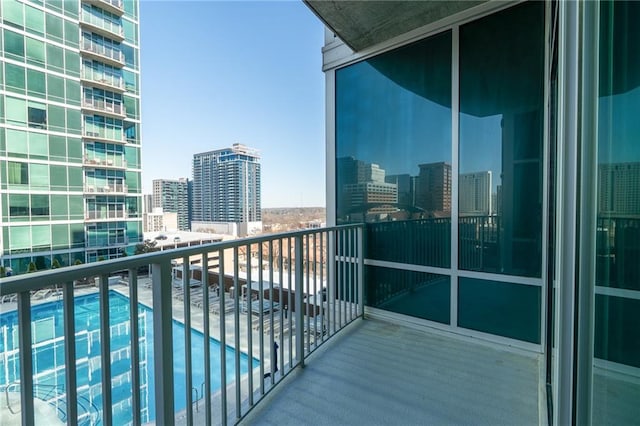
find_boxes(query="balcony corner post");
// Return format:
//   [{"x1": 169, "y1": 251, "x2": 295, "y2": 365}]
[
  {"x1": 151, "y1": 261, "x2": 175, "y2": 426},
  {"x1": 295, "y1": 234, "x2": 305, "y2": 368},
  {"x1": 357, "y1": 226, "x2": 365, "y2": 319}
]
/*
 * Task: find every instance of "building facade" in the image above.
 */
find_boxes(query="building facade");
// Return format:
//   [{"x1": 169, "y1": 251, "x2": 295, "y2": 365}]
[
  {"x1": 192, "y1": 143, "x2": 261, "y2": 236},
  {"x1": 152, "y1": 178, "x2": 190, "y2": 231},
  {"x1": 313, "y1": 0, "x2": 640, "y2": 423},
  {"x1": 0, "y1": 0, "x2": 143, "y2": 272}
]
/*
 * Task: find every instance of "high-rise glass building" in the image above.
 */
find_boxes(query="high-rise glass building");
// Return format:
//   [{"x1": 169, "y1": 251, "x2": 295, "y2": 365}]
[
  {"x1": 192, "y1": 143, "x2": 261, "y2": 236},
  {"x1": 0, "y1": 0, "x2": 142, "y2": 273},
  {"x1": 152, "y1": 178, "x2": 190, "y2": 231}
]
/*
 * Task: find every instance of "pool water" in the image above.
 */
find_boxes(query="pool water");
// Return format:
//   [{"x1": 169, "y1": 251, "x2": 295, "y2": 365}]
[{"x1": 0, "y1": 291, "x2": 254, "y2": 425}]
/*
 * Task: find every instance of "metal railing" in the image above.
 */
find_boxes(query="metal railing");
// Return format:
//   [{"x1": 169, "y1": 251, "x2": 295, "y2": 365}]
[
  {"x1": 81, "y1": 38, "x2": 124, "y2": 64},
  {"x1": 84, "y1": 156, "x2": 127, "y2": 168},
  {"x1": 0, "y1": 225, "x2": 364, "y2": 426},
  {"x1": 82, "y1": 98, "x2": 126, "y2": 116},
  {"x1": 80, "y1": 9, "x2": 124, "y2": 38},
  {"x1": 81, "y1": 68, "x2": 125, "y2": 90}
]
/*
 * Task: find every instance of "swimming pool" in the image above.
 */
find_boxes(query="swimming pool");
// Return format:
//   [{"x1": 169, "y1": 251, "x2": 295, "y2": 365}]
[{"x1": 0, "y1": 291, "x2": 254, "y2": 425}]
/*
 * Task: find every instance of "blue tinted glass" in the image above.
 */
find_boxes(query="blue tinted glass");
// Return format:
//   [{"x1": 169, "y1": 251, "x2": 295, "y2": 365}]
[
  {"x1": 366, "y1": 266, "x2": 450, "y2": 324},
  {"x1": 593, "y1": 2, "x2": 640, "y2": 423},
  {"x1": 459, "y1": 2, "x2": 544, "y2": 278},
  {"x1": 458, "y1": 277, "x2": 541, "y2": 344},
  {"x1": 336, "y1": 31, "x2": 452, "y2": 268}
]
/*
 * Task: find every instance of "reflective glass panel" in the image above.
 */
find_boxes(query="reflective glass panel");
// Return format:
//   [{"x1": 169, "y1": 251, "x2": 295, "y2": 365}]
[
  {"x1": 336, "y1": 31, "x2": 452, "y2": 268},
  {"x1": 459, "y1": 2, "x2": 545, "y2": 278},
  {"x1": 458, "y1": 277, "x2": 541, "y2": 344},
  {"x1": 592, "y1": 2, "x2": 640, "y2": 423},
  {"x1": 366, "y1": 266, "x2": 450, "y2": 324}
]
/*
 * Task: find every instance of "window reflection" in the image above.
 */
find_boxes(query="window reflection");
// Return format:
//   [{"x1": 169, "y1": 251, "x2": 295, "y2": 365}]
[
  {"x1": 459, "y1": 2, "x2": 544, "y2": 278},
  {"x1": 593, "y1": 2, "x2": 640, "y2": 423},
  {"x1": 336, "y1": 31, "x2": 452, "y2": 268}
]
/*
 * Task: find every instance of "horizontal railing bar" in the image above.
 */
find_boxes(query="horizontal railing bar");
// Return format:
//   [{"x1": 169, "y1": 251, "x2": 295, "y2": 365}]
[{"x1": 0, "y1": 224, "x2": 364, "y2": 295}]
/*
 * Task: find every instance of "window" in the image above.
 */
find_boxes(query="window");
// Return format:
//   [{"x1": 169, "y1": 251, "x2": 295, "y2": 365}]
[
  {"x1": 3, "y1": 29, "x2": 24, "y2": 60},
  {"x1": 5, "y1": 63, "x2": 25, "y2": 93},
  {"x1": 30, "y1": 195, "x2": 50, "y2": 217},
  {"x1": 28, "y1": 105, "x2": 47, "y2": 129},
  {"x1": 7, "y1": 162, "x2": 28, "y2": 185},
  {"x1": 9, "y1": 194, "x2": 29, "y2": 217}
]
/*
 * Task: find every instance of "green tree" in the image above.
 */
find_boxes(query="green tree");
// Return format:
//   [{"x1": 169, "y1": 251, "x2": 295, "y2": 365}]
[
  {"x1": 27, "y1": 262, "x2": 37, "y2": 273},
  {"x1": 135, "y1": 239, "x2": 159, "y2": 255},
  {"x1": 0, "y1": 266, "x2": 5, "y2": 278},
  {"x1": 51, "y1": 259, "x2": 61, "y2": 269}
]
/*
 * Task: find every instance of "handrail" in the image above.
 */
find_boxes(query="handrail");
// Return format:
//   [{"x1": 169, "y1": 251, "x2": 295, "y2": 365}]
[
  {"x1": 0, "y1": 225, "x2": 362, "y2": 294},
  {"x1": 0, "y1": 224, "x2": 365, "y2": 425}
]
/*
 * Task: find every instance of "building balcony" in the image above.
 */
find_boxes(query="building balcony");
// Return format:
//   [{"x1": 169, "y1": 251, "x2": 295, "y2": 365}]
[
  {"x1": 82, "y1": 97, "x2": 126, "y2": 118},
  {"x1": 82, "y1": 126, "x2": 126, "y2": 144},
  {"x1": 80, "y1": 69, "x2": 125, "y2": 93},
  {"x1": 83, "y1": 155, "x2": 127, "y2": 169},
  {"x1": 84, "y1": 183, "x2": 128, "y2": 194},
  {"x1": 86, "y1": 236, "x2": 128, "y2": 247},
  {"x1": 80, "y1": 11, "x2": 125, "y2": 42},
  {"x1": 85, "y1": 210, "x2": 128, "y2": 221},
  {"x1": 7, "y1": 224, "x2": 630, "y2": 425},
  {"x1": 80, "y1": 38, "x2": 125, "y2": 68},
  {"x1": 83, "y1": 0, "x2": 125, "y2": 17}
]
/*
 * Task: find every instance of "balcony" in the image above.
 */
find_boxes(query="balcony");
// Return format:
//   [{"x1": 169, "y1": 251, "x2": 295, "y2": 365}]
[
  {"x1": 82, "y1": 127, "x2": 125, "y2": 144},
  {"x1": 84, "y1": 183, "x2": 128, "y2": 194},
  {"x1": 80, "y1": 69, "x2": 125, "y2": 93},
  {"x1": 83, "y1": 155, "x2": 127, "y2": 169},
  {"x1": 82, "y1": 97, "x2": 126, "y2": 119},
  {"x1": 85, "y1": 210, "x2": 127, "y2": 221},
  {"x1": 84, "y1": 0, "x2": 125, "y2": 17},
  {"x1": 80, "y1": 10, "x2": 125, "y2": 42},
  {"x1": 80, "y1": 38, "x2": 125, "y2": 68},
  {"x1": 8, "y1": 224, "x2": 611, "y2": 425}
]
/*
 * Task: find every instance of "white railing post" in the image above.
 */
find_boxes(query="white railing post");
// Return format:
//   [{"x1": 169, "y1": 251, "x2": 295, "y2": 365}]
[
  {"x1": 128, "y1": 268, "x2": 142, "y2": 426},
  {"x1": 151, "y1": 261, "x2": 175, "y2": 426},
  {"x1": 62, "y1": 282, "x2": 78, "y2": 425},
  {"x1": 357, "y1": 226, "x2": 365, "y2": 319},
  {"x1": 17, "y1": 292, "x2": 35, "y2": 426},
  {"x1": 295, "y1": 235, "x2": 305, "y2": 367},
  {"x1": 99, "y1": 273, "x2": 113, "y2": 425}
]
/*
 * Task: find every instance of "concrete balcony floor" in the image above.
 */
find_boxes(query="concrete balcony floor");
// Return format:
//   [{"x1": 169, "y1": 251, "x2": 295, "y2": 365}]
[{"x1": 241, "y1": 318, "x2": 543, "y2": 425}]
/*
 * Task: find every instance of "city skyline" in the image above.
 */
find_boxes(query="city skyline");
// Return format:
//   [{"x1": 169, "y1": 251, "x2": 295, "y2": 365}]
[{"x1": 139, "y1": 1, "x2": 325, "y2": 208}]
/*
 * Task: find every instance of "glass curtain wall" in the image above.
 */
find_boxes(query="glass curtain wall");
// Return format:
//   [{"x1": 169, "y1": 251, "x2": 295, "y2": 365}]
[
  {"x1": 591, "y1": 1, "x2": 640, "y2": 423},
  {"x1": 336, "y1": 2, "x2": 546, "y2": 343},
  {"x1": 336, "y1": 31, "x2": 453, "y2": 324}
]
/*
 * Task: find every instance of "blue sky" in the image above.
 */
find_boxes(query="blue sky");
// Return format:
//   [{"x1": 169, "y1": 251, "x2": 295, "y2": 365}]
[{"x1": 139, "y1": 1, "x2": 326, "y2": 207}]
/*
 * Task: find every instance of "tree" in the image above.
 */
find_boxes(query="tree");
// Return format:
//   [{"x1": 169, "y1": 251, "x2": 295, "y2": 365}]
[
  {"x1": 51, "y1": 259, "x2": 61, "y2": 269},
  {"x1": 135, "y1": 239, "x2": 160, "y2": 255},
  {"x1": 74, "y1": 259, "x2": 83, "y2": 266},
  {"x1": 27, "y1": 262, "x2": 37, "y2": 273},
  {"x1": 0, "y1": 266, "x2": 5, "y2": 278}
]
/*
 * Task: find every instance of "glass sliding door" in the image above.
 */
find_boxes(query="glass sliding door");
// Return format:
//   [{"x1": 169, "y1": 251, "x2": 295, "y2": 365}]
[
  {"x1": 458, "y1": 1, "x2": 545, "y2": 343},
  {"x1": 334, "y1": 2, "x2": 548, "y2": 345},
  {"x1": 336, "y1": 31, "x2": 453, "y2": 322},
  {"x1": 591, "y1": 1, "x2": 640, "y2": 423}
]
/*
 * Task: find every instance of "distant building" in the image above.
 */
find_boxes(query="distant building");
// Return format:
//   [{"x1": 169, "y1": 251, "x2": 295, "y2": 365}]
[
  {"x1": 144, "y1": 208, "x2": 178, "y2": 233},
  {"x1": 0, "y1": 0, "x2": 143, "y2": 271},
  {"x1": 337, "y1": 157, "x2": 398, "y2": 220},
  {"x1": 415, "y1": 162, "x2": 451, "y2": 215},
  {"x1": 192, "y1": 144, "x2": 262, "y2": 236},
  {"x1": 459, "y1": 171, "x2": 492, "y2": 216},
  {"x1": 598, "y1": 162, "x2": 640, "y2": 216},
  {"x1": 152, "y1": 178, "x2": 191, "y2": 231},
  {"x1": 143, "y1": 194, "x2": 153, "y2": 215}
]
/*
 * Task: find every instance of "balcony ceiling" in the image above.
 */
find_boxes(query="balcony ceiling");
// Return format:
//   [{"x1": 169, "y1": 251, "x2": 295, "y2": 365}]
[{"x1": 304, "y1": 0, "x2": 486, "y2": 52}]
